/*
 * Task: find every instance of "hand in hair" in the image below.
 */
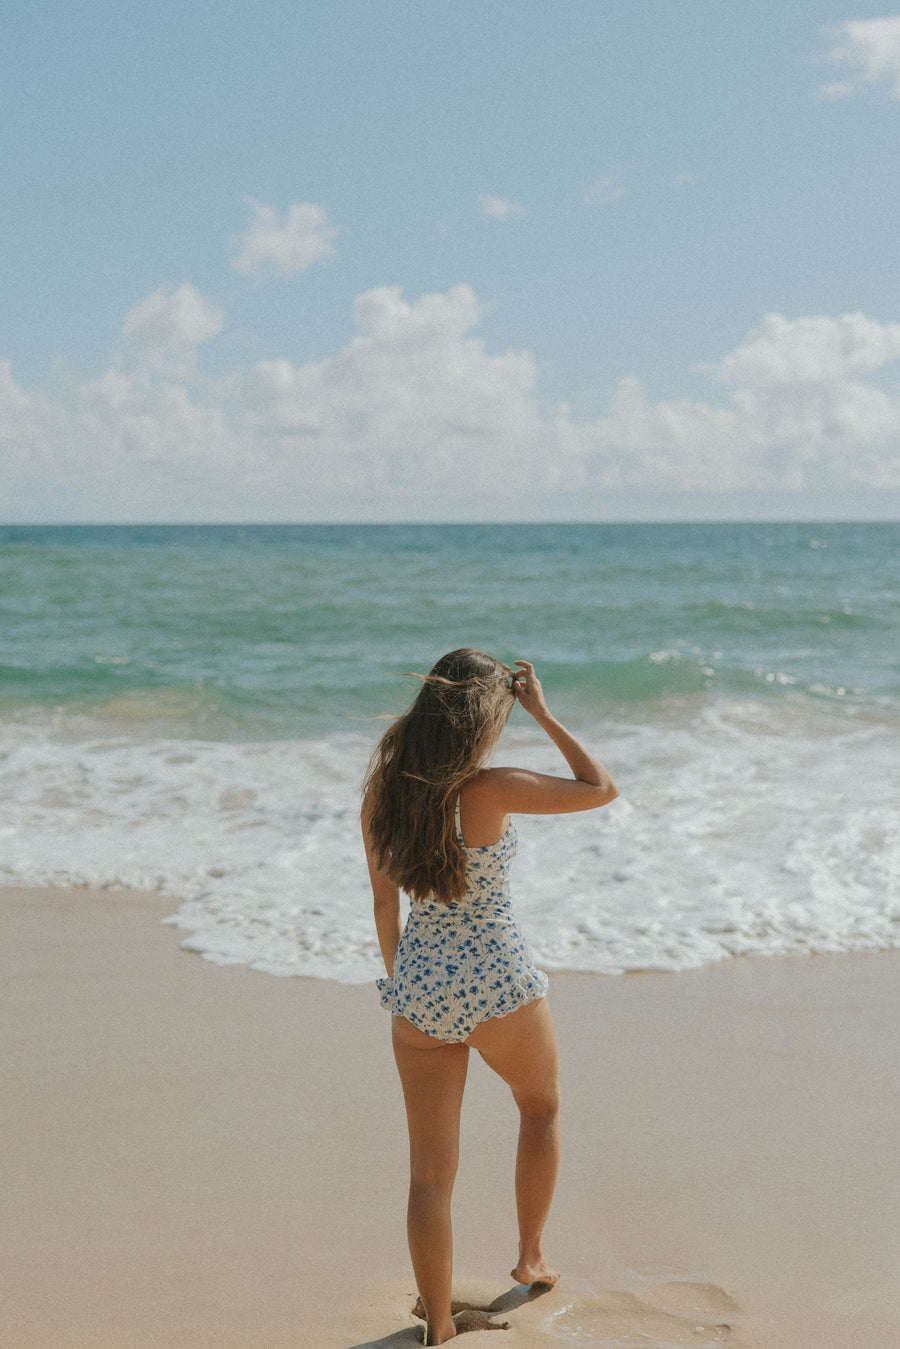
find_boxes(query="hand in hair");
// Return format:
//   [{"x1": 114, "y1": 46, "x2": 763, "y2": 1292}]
[{"x1": 511, "y1": 660, "x2": 550, "y2": 722}]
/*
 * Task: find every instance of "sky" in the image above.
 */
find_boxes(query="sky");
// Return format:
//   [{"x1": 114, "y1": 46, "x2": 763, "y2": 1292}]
[{"x1": 3, "y1": 0, "x2": 900, "y2": 522}]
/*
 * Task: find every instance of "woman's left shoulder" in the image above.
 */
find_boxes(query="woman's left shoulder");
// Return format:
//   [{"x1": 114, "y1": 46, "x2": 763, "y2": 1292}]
[{"x1": 462, "y1": 766, "x2": 519, "y2": 801}]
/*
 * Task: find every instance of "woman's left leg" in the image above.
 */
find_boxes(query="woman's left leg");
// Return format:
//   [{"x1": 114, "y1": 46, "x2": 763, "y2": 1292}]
[{"x1": 392, "y1": 1016, "x2": 470, "y2": 1345}]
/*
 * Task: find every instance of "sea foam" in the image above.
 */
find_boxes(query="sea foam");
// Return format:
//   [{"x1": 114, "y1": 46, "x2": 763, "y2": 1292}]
[{"x1": 1, "y1": 701, "x2": 898, "y2": 981}]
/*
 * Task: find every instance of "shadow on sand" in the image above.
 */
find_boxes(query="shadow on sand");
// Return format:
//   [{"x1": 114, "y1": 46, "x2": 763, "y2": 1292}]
[
  {"x1": 346, "y1": 1328, "x2": 424, "y2": 1349},
  {"x1": 346, "y1": 1282, "x2": 556, "y2": 1348}
]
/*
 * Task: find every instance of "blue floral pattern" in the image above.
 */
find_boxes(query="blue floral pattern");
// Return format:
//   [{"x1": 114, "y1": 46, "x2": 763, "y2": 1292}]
[{"x1": 377, "y1": 807, "x2": 549, "y2": 1042}]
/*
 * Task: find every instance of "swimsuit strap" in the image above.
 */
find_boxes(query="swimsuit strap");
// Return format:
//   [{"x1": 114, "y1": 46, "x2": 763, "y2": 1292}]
[{"x1": 454, "y1": 795, "x2": 463, "y2": 843}]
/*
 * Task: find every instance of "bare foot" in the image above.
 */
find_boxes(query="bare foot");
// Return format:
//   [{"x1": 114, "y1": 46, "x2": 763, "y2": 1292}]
[
  {"x1": 453, "y1": 1309, "x2": 510, "y2": 1333},
  {"x1": 510, "y1": 1260, "x2": 559, "y2": 1287}
]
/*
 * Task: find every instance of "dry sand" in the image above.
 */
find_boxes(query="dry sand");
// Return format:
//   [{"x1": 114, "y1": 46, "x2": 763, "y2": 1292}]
[{"x1": 3, "y1": 884, "x2": 900, "y2": 1348}]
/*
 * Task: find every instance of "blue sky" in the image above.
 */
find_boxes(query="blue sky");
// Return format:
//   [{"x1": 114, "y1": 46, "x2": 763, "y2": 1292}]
[{"x1": 3, "y1": 0, "x2": 900, "y2": 520}]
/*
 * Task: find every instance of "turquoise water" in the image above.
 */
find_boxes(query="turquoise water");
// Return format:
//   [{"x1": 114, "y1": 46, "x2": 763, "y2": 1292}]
[
  {"x1": 1, "y1": 522, "x2": 898, "y2": 980},
  {"x1": 1, "y1": 522, "x2": 897, "y2": 738}
]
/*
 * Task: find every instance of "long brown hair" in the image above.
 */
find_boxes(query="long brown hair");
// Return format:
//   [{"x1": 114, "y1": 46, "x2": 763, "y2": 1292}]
[{"x1": 362, "y1": 648, "x2": 515, "y2": 903}]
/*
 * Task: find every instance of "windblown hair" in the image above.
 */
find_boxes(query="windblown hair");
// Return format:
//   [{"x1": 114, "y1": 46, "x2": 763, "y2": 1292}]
[{"x1": 363, "y1": 648, "x2": 515, "y2": 903}]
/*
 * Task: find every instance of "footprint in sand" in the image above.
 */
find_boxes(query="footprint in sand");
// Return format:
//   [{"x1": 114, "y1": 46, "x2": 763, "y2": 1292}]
[
  {"x1": 544, "y1": 1284, "x2": 735, "y2": 1345},
  {"x1": 411, "y1": 1299, "x2": 510, "y2": 1334}
]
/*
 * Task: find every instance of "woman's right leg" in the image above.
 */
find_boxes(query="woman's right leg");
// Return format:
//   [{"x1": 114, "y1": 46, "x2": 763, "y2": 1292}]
[
  {"x1": 392, "y1": 1015, "x2": 470, "y2": 1344},
  {"x1": 467, "y1": 997, "x2": 561, "y2": 1285}
]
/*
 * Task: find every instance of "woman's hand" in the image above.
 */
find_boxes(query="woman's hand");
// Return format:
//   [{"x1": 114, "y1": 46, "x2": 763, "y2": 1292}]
[{"x1": 512, "y1": 660, "x2": 551, "y2": 722}]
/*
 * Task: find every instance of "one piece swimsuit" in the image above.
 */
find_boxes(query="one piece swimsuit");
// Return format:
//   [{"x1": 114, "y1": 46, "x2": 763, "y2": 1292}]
[{"x1": 377, "y1": 802, "x2": 549, "y2": 1043}]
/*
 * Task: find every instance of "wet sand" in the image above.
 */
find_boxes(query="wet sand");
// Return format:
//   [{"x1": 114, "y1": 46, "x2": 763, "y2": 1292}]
[{"x1": 3, "y1": 884, "x2": 900, "y2": 1348}]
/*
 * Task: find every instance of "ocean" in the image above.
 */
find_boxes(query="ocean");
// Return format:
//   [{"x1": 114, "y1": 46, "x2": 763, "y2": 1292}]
[{"x1": 1, "y1": 521, "x2": 898, "y2": 980}]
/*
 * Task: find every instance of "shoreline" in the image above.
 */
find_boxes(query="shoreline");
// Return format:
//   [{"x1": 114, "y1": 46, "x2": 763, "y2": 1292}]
[{"x1": 4, "y1": 884, "x2": 900, "y2": 1347}]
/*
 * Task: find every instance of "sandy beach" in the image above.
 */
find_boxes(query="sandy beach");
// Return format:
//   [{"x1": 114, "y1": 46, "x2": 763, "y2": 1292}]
[{"x1": 4, "y1": 884, "x2": 900, "y2": 1349}]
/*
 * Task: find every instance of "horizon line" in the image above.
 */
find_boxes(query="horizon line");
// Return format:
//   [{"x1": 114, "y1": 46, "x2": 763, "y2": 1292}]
[{"x1": 1, "y1": 518, "x2": 898, "y2": 529}]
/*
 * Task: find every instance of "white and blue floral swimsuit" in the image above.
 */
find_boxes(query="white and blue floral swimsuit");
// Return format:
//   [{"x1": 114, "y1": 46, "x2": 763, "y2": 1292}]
[{"x1": 377, "y1": 803, "x2": 549, "y2": 1043}]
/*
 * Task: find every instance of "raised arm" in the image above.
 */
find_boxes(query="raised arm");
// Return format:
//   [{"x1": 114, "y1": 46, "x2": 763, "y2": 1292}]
[
  {"x1": 460, "y1": 661, "x2": 617, "y2": 836},
  {"x1": 512, "y1": 658, "x2": 616, "y2": 802}
]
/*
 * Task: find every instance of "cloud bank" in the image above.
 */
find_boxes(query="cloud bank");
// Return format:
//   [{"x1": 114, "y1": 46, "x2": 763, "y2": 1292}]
[{"x1": 2, "y1": 285, "x2": 899, "y2": 520}]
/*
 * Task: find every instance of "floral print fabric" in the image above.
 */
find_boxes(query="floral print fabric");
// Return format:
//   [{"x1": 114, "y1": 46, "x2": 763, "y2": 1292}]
[{"x1": 377, "y1": 808, "x2": 549, "y2": 1042}]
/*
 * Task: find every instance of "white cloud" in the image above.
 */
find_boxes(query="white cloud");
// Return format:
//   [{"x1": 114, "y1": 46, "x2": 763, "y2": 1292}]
[
  {"x1": 230, "y1": 201, "x2": 338, "y2": 278},
  {"x1": 119, "y1": 284, "x2": 224, "y2": 377},
  {"x1": 0, "y1": 359, "x2": 242, "y2": 520},
  {"x1": 478, "y1": 195, "x2": 526, "y2": 220},
  {"x1": 0, "y1": 360, "x2": 72, "y2": 501},
  {"x1": 584, "y1": 175, "x2": 626, "y2": 205},
  {"x1": 715, "y1": 312, "x2": 900, "y2": 385},
  {"x1": 241, "y1": 284, "x2": 548, "y2": 500},
  {"x1": 1, "y1": 288, "x2": 900, "y2": 521},
  {"x1": 815, "y1": 17, "x2": 900, "y2": 99},
  {"x1": 573, "y1": 312, "x2": 900, "y2": 492}
]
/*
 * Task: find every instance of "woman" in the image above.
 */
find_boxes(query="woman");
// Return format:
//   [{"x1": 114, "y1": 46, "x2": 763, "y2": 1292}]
[{"x1": 362, "y1": 650, "x2": 617, "y2": 1345}]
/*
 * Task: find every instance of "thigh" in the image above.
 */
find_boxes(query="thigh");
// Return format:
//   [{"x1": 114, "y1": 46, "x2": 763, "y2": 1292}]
[
  {"x1": 392, "y1": 1016, "x2": 470, "y2": 1167},
  {"x1": 466, "y1": 997, "x2": 560, "y2": 1111}
]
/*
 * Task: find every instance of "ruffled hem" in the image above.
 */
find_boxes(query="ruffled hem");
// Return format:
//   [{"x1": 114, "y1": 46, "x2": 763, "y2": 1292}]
[
  {"x1": 376, "y1": 975, "x2": 395, "y2": 1010},
  {"x1": 375, "y1": 969, "x2": 549, "y2": 1042}
]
